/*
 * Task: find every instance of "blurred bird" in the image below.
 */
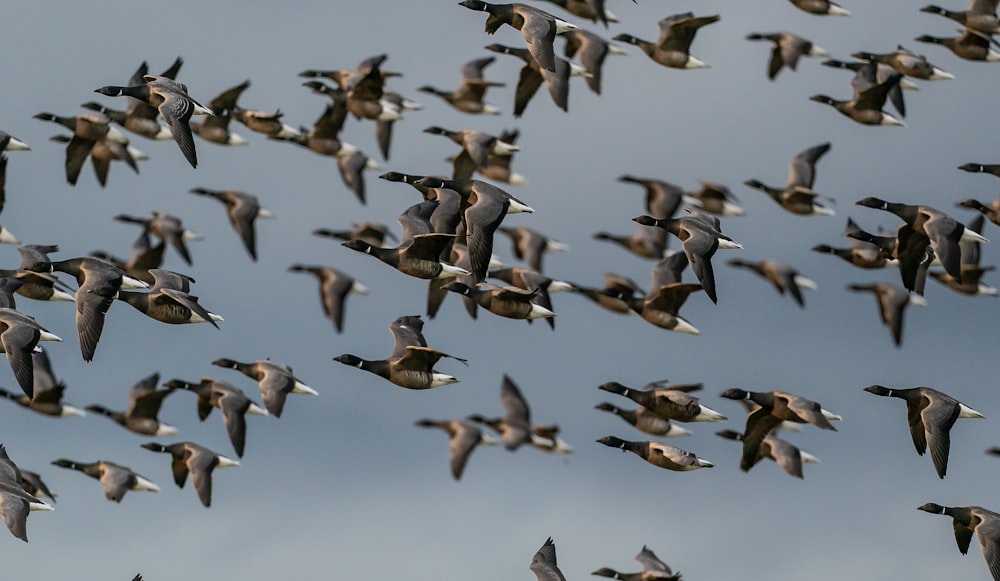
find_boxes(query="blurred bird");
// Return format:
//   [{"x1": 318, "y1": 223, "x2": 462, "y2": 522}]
[
  {"x1": 746, "y1": 31, "x2": 829, "y2": 79},
  {"x1": 809, "y1": 67, "x2": 905, "y2": 126},
  {"x1": 141, "y1": 441, "x2": 239, "y2": 507},
  {"x1": 190, "y1": 188, "x2": 274, "y2": 261},
  {"x1": 613, "y1": 13, "x2": 720, "y2": 69},
  {"x1": 288, "y1": 264, "x2": 368, "y2": 333},
  {"x1": 915, "y1": 30, "x2": 1000, "y2": 61},
  {"x1": 0, "y1": 347, "x2": 84, "y2": 418},
  {"x1": 851, "y1": 46, "x2": 955, "y2": 81},
  {"x1": 789, "y1": 0, "x2": 850, "y2": 15},
  {"x1": 0, "y1": 308, "x2": 62, "y2": 397},
  {"x1": 51, "y1": 459, "x2": 159, "y2": 503},
  {"x1": 598, "y1": 381, "x2": 725, "y2": 423},
  {"x1": 211, "y1": 357, "x2": 318, "y2": 418},
  {"x1": 727, "y1": 258, "x2": 818, "y2": 307},
  {"x1": 716, "y1": 429, "x2": 820, "y2": 478},
  {"x1": 415, "y1": 418, "x2": 498, "y2": 480},
  {"x1": 166, "y1": 377, "x2": 269, "y2": 458},
  {"x1": 418, "y1": 56, "x2": 506, "y2": 115},
  {"x1": 485, "y1": 42, "x2": 590, "y2": 116},
  {"x1": 744, "y1": 142, "x2": 836, "y2": 215},
  {"x1": 812, "y1": 217, "x2": 898, "y2": 269},
  {"x1": 85, "y1": 372, "x2": 179, "y2": 436},
  {"x1": 189, "y1": 80, "x2": 249, "y2": 146},
  {"x1": 847, "y1": 281, "x2": 927, "y2": 346},
  {"x1": 719, "y1": 388, "x2": 839, "y2": 472},
  {"x1": 561, "y1": 29, "x2": 628, "y2": 94},
  {"x1": 33, "y1": 111, "x2": 133, "y2": 186},
  {"x1": 597, "y1": 436, "x2": 714, "y2": 471},
  {"x1": 114, "y1": 211, "x2": 203, "y2": 267}
]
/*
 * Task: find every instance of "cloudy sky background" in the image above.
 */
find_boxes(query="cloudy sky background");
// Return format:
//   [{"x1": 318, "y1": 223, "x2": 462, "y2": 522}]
[{"x1": 2, "y1": 0, "x2": 1000, "y2": 579}]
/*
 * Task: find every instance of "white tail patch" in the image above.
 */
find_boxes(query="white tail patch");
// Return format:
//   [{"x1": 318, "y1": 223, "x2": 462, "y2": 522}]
[
  {"x1": 812, "y1": 205, "x2": 836, "y2": 216},
  {"x1": 717, "y1": 239, "x2": 744, "y2": 250},
  {"x1": 191, "y1": 102, "x2": 215, "y2": 116},
  {"x1": 430, "y1": 374, "x2": 460, "y2": 387},
  {"x1": 684, "y1": 56, "x2": 710, "y2": 69},
  {"x1": 821, "y1": 408, "x2": 842, "y2": 422},
  {"x1": 506, "y1": 172, "x2": 529, "y2": 185},
  {"x1": 181, "y1": 230, "x2": 204, "y2": 242},
  {"x1": 694, "y1": 458, "x2": 714, "y2": 468},
  {"x1": 827, "y1": 4, "x2": 850, "y2": 15},
  {"x1": 554, "y1": 19, "x2": 579, "y2": 33},
  {"x1": 439, "y1": 263, "x2": 472, "y2": 278},
  {"x1": 694, "y1": 405, "x2": 727, "y2": 422},
  {"x1": 5, "y1": 137, "x2": 30, "y2": 151},
  {"x1": 277, "y1": 124, "x2": 302, "y2": 139},
  {"x1": 569, "y1": 63, "x2": 592, "y2": 78},
  {"x1": 339, "y1": 141, "x2": 360, "y2": 156},
  {"x1": 546, "y1": 240, "x2": 571, "y2": 253},
  {"x1": 121, "y1": 276, "x2": 149, "y2": 290},
  {"x1": 929, "y1": 68, "x2": 955, "y2": 80},
  {"x1": 59, "y1": 405, "x2": 85, "y2": 417},
  {"x1": 799, "y1": 450, "x2": 821, "y2": 464},
  {"x1": 38, "y1": 330, "x2": 62, "y2": 342},
  {"x1": 292, "y1": 381, "x2": 319, "y2": 396},
  {"x1": 481, "y1": 103, "x2": 501, "y2": 115},
  {"x1": 547, "y1": 280, "x2": 575, "y2": 293},
  {"x1": 908, "y1": 293, "x2": 929, "y2": 307},
  {"x1": 0, "y1": 227, "x2": 20, "y2": 245},
  {"x1": 364, "y1": 158, "x2": 382, "y2": 171},
  {"x1": 880, "y1": 114, "x2": 905, "y2": 127},
  {"x1": 133, "y1": 476, "x2": 160, "y2": 492},
  {"x1": 507, "y1": 199, "x2": 534, "y2": 214},
  {"x1": 247, "y1": 402, "x2": 269, "y2": 416},
  {"x1": 156, "y1": 423, "x2": 179, "y2": 436},
  {"x1": 377, "y1": 102, "x2": 403, "y2": 121},
  {"x1": 527, "y1": 305, "x2": 556, "y2": 319},
  {"x1": 958, "y1": 403, "x2": 986, "y2": 419},
  {"x1": 257, "y1": 208, "x2": 276, "y2": 219},
  {"x1": 666, "y1": 424, "x2": 694, "y2": 437},
  {"x1": 142, "y1": 126, "x2": 168, "y2": 141},
  {"x1": 671, "y1": 317, "x2": 700, "y2": 335},
  {"x1": 351, "y1": 280, "x2": 370, "y2": 295},
  {"x1": 794, "y1": 276, "x2": 819, "y2": 291},
  {"x1": 226, "y1": 133, "x2": 249, "y2": 146},
  {"x1": 899, "y1": 78, "x2": 921, "y2": 91},
  {"x1": 127, "y1": 145, "x2": 149, "y2": 160},
  {"x1": 492, "y1": 140, "x2": 520, "y2": 155},
  {"x1": 608, "y1": 44, "x2": 629, "y2": 56},
  {"x1": 480, "y1": 433, "x2": 500, "y2": 446},
  {"x1": 961, "y1": 228, "x2": 989, "y2": 244},
  {"x1": 977, "y1": 284, "x2": 998, "y2": 296},
  {"x1": 809, "y1": 46, "x2": 831, "y2": 58},
  {"x1": 216, "y1": 456, "x2": 240, "y2": 468},
  {"x1": 106, "y1": 126, "x2": 130, "y2": 144},
  {"x1": 29, "y1": 500, "x2": 54, "y2": 512}
]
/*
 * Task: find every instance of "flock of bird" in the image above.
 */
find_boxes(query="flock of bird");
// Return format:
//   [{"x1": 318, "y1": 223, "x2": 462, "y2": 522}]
[{"x1": 3, "y1": 0, "x2": 1000, "y2": 579}]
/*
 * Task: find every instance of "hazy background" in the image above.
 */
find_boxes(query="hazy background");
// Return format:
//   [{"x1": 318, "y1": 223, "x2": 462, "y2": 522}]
[{"x1": 1, "y1": 0, "x2": 999, "y2": 579}]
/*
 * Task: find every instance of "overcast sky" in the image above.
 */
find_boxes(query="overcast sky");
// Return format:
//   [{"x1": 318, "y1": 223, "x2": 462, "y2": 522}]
[{"x1": 2, "y1": 0, "x2": 1000, "y2": 579}]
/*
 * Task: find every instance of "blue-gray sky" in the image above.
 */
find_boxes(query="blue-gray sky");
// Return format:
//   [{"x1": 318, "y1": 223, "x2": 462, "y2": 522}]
[{"x1": 2, "y1": 0, "x2": 999, "y2": 579}]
